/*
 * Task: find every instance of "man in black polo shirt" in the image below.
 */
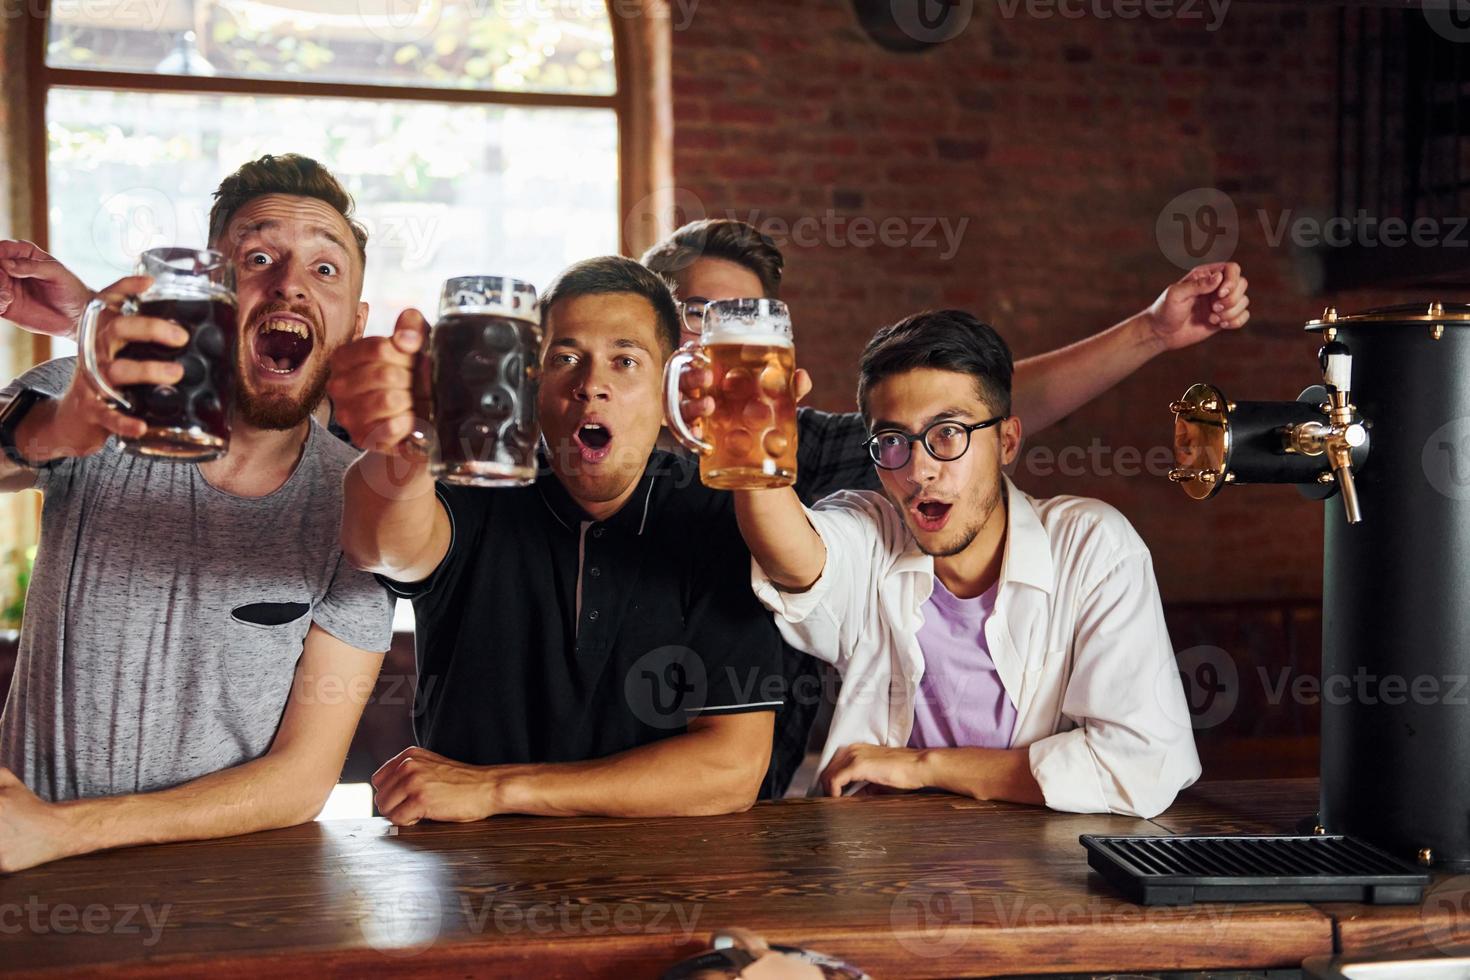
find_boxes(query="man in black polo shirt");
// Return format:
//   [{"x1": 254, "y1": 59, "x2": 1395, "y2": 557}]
[{"x1": 328, "y1": 257, "x2": 783, "y2": 823}]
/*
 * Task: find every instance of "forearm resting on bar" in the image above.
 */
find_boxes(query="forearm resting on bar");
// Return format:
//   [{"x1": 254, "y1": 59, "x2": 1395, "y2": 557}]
[
  {"x1": 494, "y1": 712, "x2": 773, "y2": 818},
  {"x1": 734, "y1": 486, "x2": 826, "y2": 591},
  {"x1": 341, "y1": 450, "x2": 449, "y2": 583},
  {"x1": 29, "y1": 627, "x2": 380, "y2": 867},
  {"x1": 920, "y1": 747, "x2": 1046, "y2": 806}
]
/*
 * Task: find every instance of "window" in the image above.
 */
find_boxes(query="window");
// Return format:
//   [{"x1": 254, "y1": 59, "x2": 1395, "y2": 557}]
[{"x1": 33, "y1": 0, "x2": 625, "y2": 345}]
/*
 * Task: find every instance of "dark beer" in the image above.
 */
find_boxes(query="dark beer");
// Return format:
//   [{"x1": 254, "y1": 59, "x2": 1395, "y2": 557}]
[
  {"x1": 429, "y1": 312, "x2": 539, "y2": 485},
  {"x1": 116, "y1": 296, "x2": 238, "y2": 460},
  {"x1": 79, "y1": 247, "x2": 237, "y2": 463}
]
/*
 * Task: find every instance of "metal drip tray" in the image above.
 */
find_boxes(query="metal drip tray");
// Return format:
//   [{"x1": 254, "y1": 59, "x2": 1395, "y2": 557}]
[
  {"x1": 1080, "y1": 834, "x2": 1430, "y2": 906},
  {"x1": 1305, "y1": 954, "x2": 1470, "y2": 979}
]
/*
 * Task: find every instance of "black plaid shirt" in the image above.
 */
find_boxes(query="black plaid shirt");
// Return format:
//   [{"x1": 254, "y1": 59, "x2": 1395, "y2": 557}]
[{"x1": 793, "y1": 406, "x2": 881, "y2": 504}]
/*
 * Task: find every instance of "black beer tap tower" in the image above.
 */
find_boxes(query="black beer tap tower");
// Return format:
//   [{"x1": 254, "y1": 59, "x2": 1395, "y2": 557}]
[{"x1": 1169, "y1": 302, "x2": 1470, "y2": 870}]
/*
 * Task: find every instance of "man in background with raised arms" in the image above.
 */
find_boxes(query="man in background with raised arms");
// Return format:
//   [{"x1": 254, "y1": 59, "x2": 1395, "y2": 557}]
[{"x1": 646, "y1": 218, "x2": 1251, "y2": 506}]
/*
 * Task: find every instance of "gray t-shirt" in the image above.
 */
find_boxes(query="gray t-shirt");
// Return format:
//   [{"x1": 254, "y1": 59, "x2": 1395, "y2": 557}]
[{"x1": 0, "y1": 358, "x2": 393, "y2": 802}]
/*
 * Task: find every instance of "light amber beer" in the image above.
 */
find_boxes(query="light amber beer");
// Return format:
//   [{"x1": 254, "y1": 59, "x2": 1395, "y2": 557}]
[
  {"x1": 663, "y1": 299, "x2": 799, "y2": 489},
  {"x1": 702, "y1": 338, "x2": 798, "y2": 488}
]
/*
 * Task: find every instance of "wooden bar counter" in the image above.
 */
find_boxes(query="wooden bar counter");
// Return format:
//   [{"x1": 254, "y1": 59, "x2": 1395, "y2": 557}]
[{"x1": 3, "y1": 780, "x2": 1458, "y2": 978}]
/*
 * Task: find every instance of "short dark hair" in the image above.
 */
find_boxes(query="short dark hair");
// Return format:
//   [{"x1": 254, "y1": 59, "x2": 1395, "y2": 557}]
[
  {"x1": 857, "y1": 310, "x2": 1013, "y2": 422},
  {"x1": 640, "y1": 219, "x2": 784, "y2": 299},
  {"x1": 208, "y1": 153, "x2": 369, "y2": 264},
  {"x1": 540, "y1": 255, "x2": 681, "y2": 355}
]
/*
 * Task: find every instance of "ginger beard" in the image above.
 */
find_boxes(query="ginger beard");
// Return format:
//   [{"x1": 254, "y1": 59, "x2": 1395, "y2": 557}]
[{"x1": 235, "y1": 300, "x2": 329, "y2": 430}]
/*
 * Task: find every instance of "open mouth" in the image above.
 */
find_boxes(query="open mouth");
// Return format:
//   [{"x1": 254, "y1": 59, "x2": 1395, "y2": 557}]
[
  {"x1": 252, "y1": 318, "x2": 314, "y2": 377},
  {"x1": 912, "y1": 499, "x2": 953, "y2": 532},
  {"x1": 574, "y1": 422, "x2": 614, "y2": 463}
]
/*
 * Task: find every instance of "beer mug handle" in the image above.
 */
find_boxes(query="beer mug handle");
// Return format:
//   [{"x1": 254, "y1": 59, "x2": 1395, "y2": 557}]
[
  {"x1": 78, "y1": 295, "x2": 135, "y2": 411},
  {"x1": 663, "y1": 342, "x2": 714, "y2": 456},
  {"x1": 407, "y1": 422, "x2": 432, "y2": 457},
  {"x1": 404, "y1": 348, "x2": 433, "y2": 459}
]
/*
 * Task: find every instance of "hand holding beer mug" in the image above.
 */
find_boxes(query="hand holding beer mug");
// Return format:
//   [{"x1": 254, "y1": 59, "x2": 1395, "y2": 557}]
[
  {"x1": 76, "y1": 247, "x2": 238, "y2": 461},
  {"x1": 663, "y1": 298, "x2": 799, "y2": 489},
  {"x1": 412, "y1": 276, "x2": 542, "y2": 487}
]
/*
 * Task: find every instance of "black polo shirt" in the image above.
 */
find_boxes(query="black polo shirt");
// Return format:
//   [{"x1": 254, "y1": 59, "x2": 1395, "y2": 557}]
[{"x1": 384, "y1": 451, "x2": 785, "y2": 771}]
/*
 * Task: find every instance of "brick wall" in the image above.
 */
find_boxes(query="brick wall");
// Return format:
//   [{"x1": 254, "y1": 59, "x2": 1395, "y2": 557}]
[{"x1": 667, "y1": 0, "x2": 1397, "y2": 603}]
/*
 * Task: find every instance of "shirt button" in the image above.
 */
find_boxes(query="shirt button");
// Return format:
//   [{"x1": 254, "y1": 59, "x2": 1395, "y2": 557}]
[
  {"x1": 590, "y1": 567, "x2": 601, "y2": 578},
  {"x1": 592, "y1": 527, "x2": 605, "y2": 539},
  {"x1": 588, "y1": 610, "x2": 600, "y2": 621}
]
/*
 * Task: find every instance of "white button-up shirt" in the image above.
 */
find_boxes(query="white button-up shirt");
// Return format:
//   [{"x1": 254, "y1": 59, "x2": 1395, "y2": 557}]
[{"x1": 752, "y1": 477, "x2": 1200, "y2": 818}]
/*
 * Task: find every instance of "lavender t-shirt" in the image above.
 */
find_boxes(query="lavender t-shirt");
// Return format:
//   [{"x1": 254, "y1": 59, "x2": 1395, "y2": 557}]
[{"x1": 907, "y1": 577, "x2": 1018, "y2": 750}]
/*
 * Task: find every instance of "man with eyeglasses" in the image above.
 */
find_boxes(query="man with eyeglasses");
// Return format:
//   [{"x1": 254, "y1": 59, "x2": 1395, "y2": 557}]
[{"x1": 727, "y1": 309, "x2": 1200, "y2": 817}]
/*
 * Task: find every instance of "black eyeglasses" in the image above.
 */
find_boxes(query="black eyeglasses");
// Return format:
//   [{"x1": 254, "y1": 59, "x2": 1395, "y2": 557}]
[{"x1": 865, "y1": 416, "x2": 1006, "y2": 470}]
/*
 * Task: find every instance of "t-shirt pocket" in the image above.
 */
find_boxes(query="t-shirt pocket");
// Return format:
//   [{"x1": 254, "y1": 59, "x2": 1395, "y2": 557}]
[
  {"x1": 221, "y1": 599, "x2": 314, "y2": 718},
  {"x1": 231, "y1": 601, "x2": 311, "y2": 628}
]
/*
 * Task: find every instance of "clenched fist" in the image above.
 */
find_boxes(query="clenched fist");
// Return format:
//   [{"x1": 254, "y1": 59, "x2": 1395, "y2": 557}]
[{"x1": 327, "y1": 309, "x2": 431, "y2": 457}]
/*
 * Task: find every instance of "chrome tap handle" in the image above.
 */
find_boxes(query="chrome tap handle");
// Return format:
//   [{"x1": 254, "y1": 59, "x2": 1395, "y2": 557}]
[{"x1": 1331, "y1": 444, "x2": 1363, "y2": 524}]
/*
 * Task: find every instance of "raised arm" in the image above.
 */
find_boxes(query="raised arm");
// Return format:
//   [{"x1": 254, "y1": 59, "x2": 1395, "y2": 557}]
[
  {"x1": 1011, "y1": 261, "x2": 1249, "y2": 433},
  {"x1": 733, "y1": 487, "x2": 826, "y2": 591},
  {"x1": 0, "y1": 276, "x2": 186, "y2": 493},
  {"x1": 327, "y1": 309, "x2": 450, "y2": 583},
  {"x1": 0, "y1": 241, "x2": 92, "y2": 340},
  {"x1": 0, "y1": 624, "x2": 383, "y2": 872},
  {"x1": 371, "y1": 711, "x2": 774, "y2": 823}
]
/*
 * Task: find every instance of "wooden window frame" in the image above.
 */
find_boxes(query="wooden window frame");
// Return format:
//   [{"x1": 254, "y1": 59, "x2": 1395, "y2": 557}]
[{"x1": 19, "y1": 0, "x2": 673, "y2": 362}]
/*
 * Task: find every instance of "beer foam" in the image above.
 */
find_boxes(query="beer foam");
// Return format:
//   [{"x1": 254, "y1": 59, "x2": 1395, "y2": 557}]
[{"x1": 705, "y1": 333, "x2": 794, "y2": 348}]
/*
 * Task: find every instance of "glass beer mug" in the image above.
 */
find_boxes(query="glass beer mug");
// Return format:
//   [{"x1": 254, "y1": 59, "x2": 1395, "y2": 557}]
[
  {"x1": 663, "y1": 298, "x2": 798, "y2": 489},
  {"x1": 411, "y1": 276, "x2": 542, "y2": 487},
  {"x1": 77, "y1": 247, "x2": 238, "y2": 462}
]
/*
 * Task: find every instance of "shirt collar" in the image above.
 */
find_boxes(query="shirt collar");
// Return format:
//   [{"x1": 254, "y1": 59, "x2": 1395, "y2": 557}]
[
  {"x1": 895, "y1": 474, "x2": 1055, "y2": 595},
  {"x1": 998, "y1": 475, "x2": 1054, "y2": 593},
  {"x1": 534, "y1": 449, "x2": 677, "y2": 536}
]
